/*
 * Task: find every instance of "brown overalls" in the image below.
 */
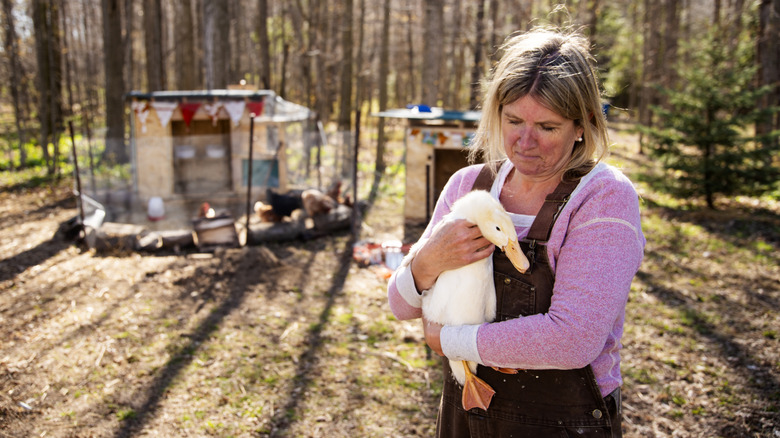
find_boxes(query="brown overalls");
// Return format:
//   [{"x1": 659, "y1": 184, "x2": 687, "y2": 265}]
[{"x1": 435, "y1": 165, "x2": 622, "y2": 437}]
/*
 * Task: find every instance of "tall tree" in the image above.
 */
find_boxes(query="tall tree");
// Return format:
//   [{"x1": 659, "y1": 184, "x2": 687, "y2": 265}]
[
  {"x1": 446, "y1": 0, "x2": 465, "y2": 109},
  {"x1": 32, "y1": 0, "x2": 63, "y2": 174},
  {"x1": 102, "y1": 0, "x2": 127, "y2": 163},
  {"x1": 174, "y1": 0, "x2": 197, "y2": 90},
  {"x1": 638, "y1": 0, "x2": 663, "y2": 151},
  {"x1": 204, "y1": 0, "x2": 229, "y2": 89},
  {"x1": 124, "y1": 0, "x2": 134, "y2": 91},
  {"x1": 143, "y1": 0, "x2": 165, "y2": 91},
  {"x1": 2, "y1": 0, "x2": 28, "y2": 167},
  {"x1": 663, "y1": 0, "x2": 680, "y2": 101},
  {"x1": 422, "y1": 0, "x2": 444, "y2": 106},
  {"x1": 645, "y1": 33, "x2": 780, "y2": 208},
  {"x1": 257, "y1": 0, "x2": 271, "y2": 89},
  {"x1": 757, "y1": 0, "x2": 780, "y2": 149},
  {"x1": 83, "y1": 0, "x2": 100, "y2": 119},
  {"x1": 470, "y1": 0, "x2": 487, "y2": 109},
  {"x1": 59, "y1": 0, "x2": 74, "y2": 117},
  {"x1": 338, "y1": 0, "x2": 354, "y2": 177},
  {"x1": 374, "y1": 0, "x2": 391, "y2": 178}
]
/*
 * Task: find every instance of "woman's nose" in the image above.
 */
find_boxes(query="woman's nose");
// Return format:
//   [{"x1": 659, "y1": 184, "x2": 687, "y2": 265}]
[{"x1": 514, "y1": 127, "x2": 535, "y2": 149}]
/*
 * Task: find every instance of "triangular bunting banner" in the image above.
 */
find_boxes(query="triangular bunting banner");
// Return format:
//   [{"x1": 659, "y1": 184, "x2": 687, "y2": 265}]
[
  {"x1": 223, "y1": 101, "x2": 246, "y2": 126},
  {"x1": 179, "y1": 102, "x2": 202, "y2": 128},
  {"x1": 131, "y1": 101, "x2": 150, "y2": 133},
  {"x1": 150, "y1": 101, "x2": 178, "y2": 128},
  {"x1": 247, "y1": 101, "x2": 264, "y2": 118},
  {"x1": 203, "y1": 102, "x2": 223, "y2": 127}
]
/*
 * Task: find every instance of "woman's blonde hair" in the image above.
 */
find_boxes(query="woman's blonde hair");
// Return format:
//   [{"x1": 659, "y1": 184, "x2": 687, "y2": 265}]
[{"x1": 469, "y1": 27, "x2": 609, "y2": 180}]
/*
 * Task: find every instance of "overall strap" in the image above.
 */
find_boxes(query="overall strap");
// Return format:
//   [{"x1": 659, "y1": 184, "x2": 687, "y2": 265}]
[
  {"x1": 471, "y1": 162, "x2": 499, "y2": 192},
  {"x1": 525, "y1": 179, "x2": 579, "y2": 243}
]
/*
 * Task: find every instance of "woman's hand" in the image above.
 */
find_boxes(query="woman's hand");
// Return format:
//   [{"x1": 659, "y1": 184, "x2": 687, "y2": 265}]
[
  {"x1": 422, "y1": 316, "x2": 444, "y2": 356},
  {"x1": 410, "y1": 218, "x2": 495, "y2": 291}
]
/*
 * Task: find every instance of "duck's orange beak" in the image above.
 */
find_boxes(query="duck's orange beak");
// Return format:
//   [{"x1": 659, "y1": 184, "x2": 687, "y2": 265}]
[{"x1": 501, "y1": 239, "x2": 529, "y2": 274}]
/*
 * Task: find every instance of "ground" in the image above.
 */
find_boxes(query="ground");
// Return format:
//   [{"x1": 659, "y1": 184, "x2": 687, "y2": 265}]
[{"x1": 1, "y1": 129, "x2": 778, "y2": 437}]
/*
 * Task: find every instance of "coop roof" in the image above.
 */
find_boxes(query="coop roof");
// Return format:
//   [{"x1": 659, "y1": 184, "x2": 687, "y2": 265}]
[
  {"x1": 372, "y1": 107, "x2": 481, "y2": 122},
  {"x1": 126, "y1": 89, "x2": 274, "y2": 101},
  {"x1": 126, "y1": 89, "x2": 314, "y2": 123}
]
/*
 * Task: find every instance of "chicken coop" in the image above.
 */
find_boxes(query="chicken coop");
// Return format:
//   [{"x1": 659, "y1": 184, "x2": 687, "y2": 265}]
[
  {"x1": 373, "y1": 106, "x2": 481, "y2": 226},
  {"x1": 120, "y1": 88, "x2": 321, "y2": 229}
]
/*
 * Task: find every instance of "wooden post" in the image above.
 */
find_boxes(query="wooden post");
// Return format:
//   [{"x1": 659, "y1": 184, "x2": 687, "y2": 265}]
[
  {"x1": 69, "y1": 121, "x2": 86, "y2": 229},
  {"x1": 245, "y1": 114, "x2": 255, "y2": 246},
  {"x1": 352, "y1": 109, "x2": 360, "y2": 236}
]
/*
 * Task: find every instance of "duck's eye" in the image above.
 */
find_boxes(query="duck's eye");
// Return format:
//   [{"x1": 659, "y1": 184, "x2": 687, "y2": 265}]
[{"x1": 495, "y1": 226, "x2": 501, "y2": 231}]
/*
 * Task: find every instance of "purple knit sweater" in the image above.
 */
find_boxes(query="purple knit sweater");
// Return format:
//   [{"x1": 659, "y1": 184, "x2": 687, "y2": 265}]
[{"x1": 387, "y1": 161, "x2": 645, "y2": 397}]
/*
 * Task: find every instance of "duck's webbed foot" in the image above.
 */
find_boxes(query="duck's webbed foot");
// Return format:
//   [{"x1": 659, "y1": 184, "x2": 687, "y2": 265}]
[
  {"x1": 461, "y1": 361, "x2": 495, "y2": 411},
  {"x1": 491, "y1": 367, "x2": 520, "y2": 374}
]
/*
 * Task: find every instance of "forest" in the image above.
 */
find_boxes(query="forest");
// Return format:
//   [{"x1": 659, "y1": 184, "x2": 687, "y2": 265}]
[{"x1": 1, "y1": 0, "x2": 778, "y2": 208}]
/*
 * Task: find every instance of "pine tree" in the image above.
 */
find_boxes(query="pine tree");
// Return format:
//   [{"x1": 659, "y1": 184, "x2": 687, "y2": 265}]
[{"x1": 645, "y1": 33, "x2": 780, "y2": 209}]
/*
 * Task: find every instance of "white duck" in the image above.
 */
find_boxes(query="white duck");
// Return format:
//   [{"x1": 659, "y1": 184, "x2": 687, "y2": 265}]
[{"x1": 404, "y1": 190, "x2": 530, "y2": 411}]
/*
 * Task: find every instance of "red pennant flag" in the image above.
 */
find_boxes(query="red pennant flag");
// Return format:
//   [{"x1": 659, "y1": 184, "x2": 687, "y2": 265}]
[
  {"x1": 247, "y1": 101, "x2": 264, "y2": 118},
  {"x1": 179, "y1": 102, "x2": 201, "y2": 127}
]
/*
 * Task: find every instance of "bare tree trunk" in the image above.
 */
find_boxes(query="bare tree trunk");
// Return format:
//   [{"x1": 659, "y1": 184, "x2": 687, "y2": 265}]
[
  {"x1": 175, "y1": 0, "x2": 198, "y2": 89},
  {"x1": 405, "y1": 0, "x2": 416, "y2": 104},
  {"x1": 638, "y1": 0, "x2": 661, "y2": 152},
  {"x1": 279, "y1": 13, "x2": 289, "y2": 98},
  {"x1": 338, "y1": 0, "x2": 354, "y2": 177},
  {"x1": 448, "y1": 0, "x2": 465, "y2": 109},
  {"x1": 204, "y1": 0, "x2": 229, "y2": 89},
  {"x1": 33, "y1": 0, "x2": 63, "y2": 174},
  {"x1": 316, "y1": 0, "x2": 332, "y2": 122},
  {"x1": 470, "y1": 0, "x2": 486, "y2": 110},
  {"x1": 422, "y1": 0, "x2": 444, "y2": 106},
  {"x1": 355, "y1": 0, "x2": 366, "y2": 113},
  {"x1": 102, "y1": 0, "x2": 127, "y2": 164},
  {"x1": 663, "y1": 0, "x2": 680, "y2": 101},
  {"x1": 257, "y1": 0, "x2": 271, "y2": 89},
  {"x1": 83, "y1": 0, "x2": 100, "y2": 119},
  {"x1": 2, "y1": 0, "x2": 27, "y2": 168},
  {"x1": 293, "y1": 0, "x2": 313, "y2": 107},
  {"x1": 489, "y1": 0, "x2": 499, "y2": 53},
  {"x1": 124, "y1": 0, "x2": 135, "y2": 90},
  {"x1": 375, "y1": 0, "x2": 391, "y2": 178},
  {"x1": 143, "y1": 0, "x2": 165, "y2": 91},
  {"x1": 757, "y1": 0, "x2": 780, "y2": 150},
  {"x1": 59, "y1": 0, "x2": 74, "y2": 118}
]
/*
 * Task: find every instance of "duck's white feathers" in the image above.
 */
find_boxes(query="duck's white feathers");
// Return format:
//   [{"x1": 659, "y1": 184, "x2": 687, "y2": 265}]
[{"x1": 404, "y1": 190, "x2": 519, "y2": 386}]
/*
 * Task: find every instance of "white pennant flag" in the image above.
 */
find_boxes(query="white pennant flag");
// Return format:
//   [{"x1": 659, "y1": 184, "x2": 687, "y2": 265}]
[
  {"x1": 223, "y1": 101, "x2": 247, "y2": 126},
  {"x1": 131, "y1": 101, "x2": 151, "y2": 133},
  {"x1": 150, "y1": 101, "x2": 179, "y2": 128},
  {"x1": 203, "y1": 102, "x2": 224, "y2": 126}
]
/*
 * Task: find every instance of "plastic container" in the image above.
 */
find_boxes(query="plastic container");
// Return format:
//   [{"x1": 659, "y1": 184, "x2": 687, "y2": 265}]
[
  {"x1": 382, "y1": 240, "x2": 404, "y2": 270},
  {"x1": 147, "y1": 197, "x2": 165, "y2": 221}
]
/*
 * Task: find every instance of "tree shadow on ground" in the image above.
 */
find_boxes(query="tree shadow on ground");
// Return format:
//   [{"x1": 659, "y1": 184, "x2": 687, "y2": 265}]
[
  {"x1": 112, "y1": 247, "x2": 281, "y2": 438},
  {"x1": 266, "y1": 234, "x2": 356, "y2": 436},
  {"x1": 635, "y1": 270, "x2": 780, "y2": 430},
  {"x1": 0, "y1": 234, "x2": 72, "y2": 283}
]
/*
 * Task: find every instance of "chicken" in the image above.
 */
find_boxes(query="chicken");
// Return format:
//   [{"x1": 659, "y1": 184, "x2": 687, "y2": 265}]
[
  {"x1": 198, "y1": 202, "x2": 215, "y2": 218},
  {"x1": 254, "y1": 201, "x2": 282, "y2": 223},
  {"x1": 266, "y1": 188, "x2": 304, "y2": 218},
  {"x1": 301, "y1": 189, "x2": 338, "y2": 217},
  {"x1": 406, "y1": 190, "x2": 530, "y2": 411}
]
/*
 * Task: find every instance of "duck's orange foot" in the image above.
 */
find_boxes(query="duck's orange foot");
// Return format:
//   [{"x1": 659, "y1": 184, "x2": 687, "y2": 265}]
[
  {"x1": 461, "y1": 361, "x2": 496, "y2": 411},
  {"x1": 492, "y1": 367, "x2": 520, "y2": 374}
]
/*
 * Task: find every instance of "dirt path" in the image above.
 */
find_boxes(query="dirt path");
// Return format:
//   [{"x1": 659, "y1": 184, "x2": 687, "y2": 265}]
[{"x1": 1, "y1": 130, "x2": 778, "y2": 437}]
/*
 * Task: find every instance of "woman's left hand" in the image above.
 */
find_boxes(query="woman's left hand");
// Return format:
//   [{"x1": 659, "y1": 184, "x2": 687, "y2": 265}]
[{"x1": 422, "y1": 316, "x2": 444, "y2": 356}]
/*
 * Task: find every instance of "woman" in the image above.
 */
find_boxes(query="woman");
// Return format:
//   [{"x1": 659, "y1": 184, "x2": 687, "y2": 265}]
[{"x1": 387, "y1": 27, "x2": 645, "y2": 437}]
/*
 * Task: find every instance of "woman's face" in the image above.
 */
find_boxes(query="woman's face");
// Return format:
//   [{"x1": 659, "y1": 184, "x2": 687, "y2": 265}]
[{"x1": 501, "y1": 95, "x2": 584, "y2": 181}]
